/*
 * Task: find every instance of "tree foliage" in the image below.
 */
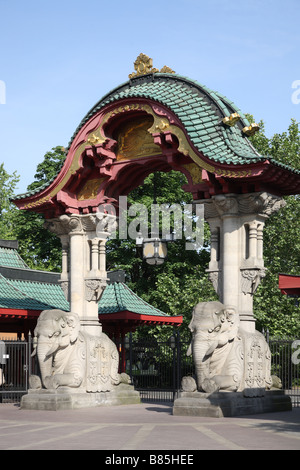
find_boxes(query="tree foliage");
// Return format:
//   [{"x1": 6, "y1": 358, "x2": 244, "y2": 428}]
[
  {"x1": 5, "y1": 147, "x2": 65, "y2": 271},
  {"x1": 248, "y1": 117, "x2": 300, "y2": 336},
  {"x1": 26, "y1": 146, "x2": 66, "y2": 192},
  {"x1": 0, "y1": 163, "x2": 20, "y2": 239}
]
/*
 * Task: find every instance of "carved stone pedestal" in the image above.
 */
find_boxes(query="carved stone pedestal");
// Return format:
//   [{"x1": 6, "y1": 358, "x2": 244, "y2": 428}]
[
  {"x1": 23, "y1": 309, "x2": 141, "y2": 411},
  {"x1": 21, "y1": 384, "x2": 141, "y2": 411},
  {"x1": 173, "y1": 390, "x2": 292, "y2": 418}
]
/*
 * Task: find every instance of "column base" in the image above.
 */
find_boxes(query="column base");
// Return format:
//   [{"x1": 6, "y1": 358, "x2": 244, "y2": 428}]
[
  {"x1": 80, "y1": 318, "x2": 102, "y2": 335},
  {"x1": 173, "y1": 390, "x2": 292, "y2": 418},
  {"x1": 239, "y1": 316, "x2": 257, "y2": 333}
]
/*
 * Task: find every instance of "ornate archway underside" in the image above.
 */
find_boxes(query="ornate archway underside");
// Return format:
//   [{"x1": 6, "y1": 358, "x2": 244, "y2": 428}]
[{"x1": 13, "y1": 67, "x2": 300, "y2": 218}]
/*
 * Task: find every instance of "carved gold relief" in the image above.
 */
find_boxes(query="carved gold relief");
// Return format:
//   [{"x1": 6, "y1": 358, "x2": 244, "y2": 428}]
[
  {"x1": 87, "y1": 133, "x2": 104, "y2": 146},
  {"x1": 183, "y1": 163, "x2": 203, "y2": 184},
  {"x1": 77, "y1": 178, "x2": 106, "y2": 201},
  {"x1": 129, "y1": 53, "x2": 175, "y2": 78},
  {"x1": 222, "y1": 113, "x2": 240, "y2": 127},
  {"x1": 242, "y1": 123, "x2": 260, "y2": 136},
  {"x1": 214, "y1": 168, "x2": 253, "y2": 178},
  {"x1": 117, "y1": 116, "x2": 162, "y2": 160},
  {"x1": 23, "y1": 195, "x2": 51, "y2": 209}
]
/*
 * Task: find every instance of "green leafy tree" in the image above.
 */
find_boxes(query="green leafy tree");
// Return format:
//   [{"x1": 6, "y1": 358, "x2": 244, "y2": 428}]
[
  {"x1": 26, "y1": 146, "x2": 66, "y2": 191},
  {"x1": 0, "y1": 163, "x2": 20, "y2": 239},
  {"x1": 248, "y1": 118, "x2": 300, "y2": 336},
  {"x1": 10, "y1": 147, "x2": 66, "y2": 271}
]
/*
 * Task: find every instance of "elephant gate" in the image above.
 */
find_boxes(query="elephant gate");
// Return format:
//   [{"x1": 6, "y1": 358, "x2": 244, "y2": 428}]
[{"x1": 12, "y1": 54, "x2": 300, "y2": 414}]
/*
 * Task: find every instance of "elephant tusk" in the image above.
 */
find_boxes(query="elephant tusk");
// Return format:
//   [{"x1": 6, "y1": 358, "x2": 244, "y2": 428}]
[
  {"x1": 45, "y1": 339, "x2": 60, "y2": 358},
  {"x1": 204, "y1": 341, "x2": 218, "y2": 357}
]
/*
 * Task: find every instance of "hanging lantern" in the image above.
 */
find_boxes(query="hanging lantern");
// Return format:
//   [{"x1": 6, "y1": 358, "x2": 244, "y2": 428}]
[{"x1": 142, "y1": 238, "x2": 168, "y2": 265}]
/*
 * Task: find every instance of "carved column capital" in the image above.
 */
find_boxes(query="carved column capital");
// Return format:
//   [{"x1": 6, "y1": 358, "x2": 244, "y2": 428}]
[
  {"x1": 237, "y1": 192, "x2": 286, "y2": 217},
  {"x1": 45, "y1": 212, "x2": 118, "y2": 239},
  {"x1": 203, "y1": 194, "x2": 239, "y2": 218},
  {"x1": 201, "y1": 192, "x2": 286, "y2": 220},
  {"x1": 44, "y1": 214, "x2": 84, "y2": 235}
]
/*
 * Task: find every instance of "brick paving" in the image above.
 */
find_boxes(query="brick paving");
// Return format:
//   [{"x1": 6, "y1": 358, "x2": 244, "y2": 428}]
[{"x1": 0, "y1": 403, "x2": 299, "y2": 451}]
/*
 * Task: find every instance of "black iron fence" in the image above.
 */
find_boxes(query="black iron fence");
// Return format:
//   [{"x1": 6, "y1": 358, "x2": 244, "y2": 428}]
[
  {"x1": 267, "y1": 336, "x2": 300, "y2": 407},
  {"x1": 121, "y1": 332, "x2": 192, "y2": 403},
  {"x1": 0, "y1": 334, "x2": 299, "y2": 406}
]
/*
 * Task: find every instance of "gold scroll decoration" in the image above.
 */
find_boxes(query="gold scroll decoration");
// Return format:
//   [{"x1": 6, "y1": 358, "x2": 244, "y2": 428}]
[
  {"x1": 182, "y1": 163, "x2": 203, "y2": 184},
  {"x1": 117, "y1": 115, "x2": 162, "y2": 160},
  {"x1": 77, "y1": 178, "x2": 106, "y2": 201}
]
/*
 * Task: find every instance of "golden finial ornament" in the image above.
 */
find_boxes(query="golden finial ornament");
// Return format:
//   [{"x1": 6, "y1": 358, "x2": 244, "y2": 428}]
[
  {"x1": 129, "y1": 53, "x2": 175, "y2": 79},
  {"x1": 242, "y1": 123, "x2": 260, "y2": 136},
  {"x1": 222, "y1": 112, "x2": 241, "y2": 127}
]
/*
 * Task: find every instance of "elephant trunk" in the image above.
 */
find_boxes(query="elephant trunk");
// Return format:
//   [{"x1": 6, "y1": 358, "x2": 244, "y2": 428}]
[
  {"x1": 192, "y1": 339, "x2": 214, "y2": 391},
  {"x1": 35, "y1": 336, "x2": 54, "y2": 388}
]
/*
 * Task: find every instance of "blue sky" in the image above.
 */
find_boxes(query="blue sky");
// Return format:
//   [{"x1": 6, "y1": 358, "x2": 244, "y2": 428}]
[{"x1": 0, "y1": 0, "x2": 299, "y2": 194}]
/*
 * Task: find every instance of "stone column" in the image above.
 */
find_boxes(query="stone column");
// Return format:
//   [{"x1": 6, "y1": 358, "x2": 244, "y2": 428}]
[
  {"x1": 199, "y1": 192, "x2": 286, "y2": 332},
  {"x1": 45, "y1": 212, "x2": 117, "y2": 336},
  {"x1": 58, "y1": 234, "x2": 69, "y2": 301}
]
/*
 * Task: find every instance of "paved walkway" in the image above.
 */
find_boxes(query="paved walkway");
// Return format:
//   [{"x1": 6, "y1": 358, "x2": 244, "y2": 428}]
[{"x1": 0, "y1": 402, "x2": 299, "y2": 451}]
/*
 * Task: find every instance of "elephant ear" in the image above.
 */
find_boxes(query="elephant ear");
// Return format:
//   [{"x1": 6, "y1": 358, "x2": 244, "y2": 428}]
[{"x1": 66, "y1": 313, "x2": 81, "y2": 343}]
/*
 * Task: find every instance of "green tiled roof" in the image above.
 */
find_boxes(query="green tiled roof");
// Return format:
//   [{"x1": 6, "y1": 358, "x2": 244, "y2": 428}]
[
  {"x1": 0, "y1": 270, "x2": 169, "y2": 317},
  {"x1": 0, "y1": 246, "x2": 29, "y2": 269},
  {"x1": 8, "y1": 279, "x2": 69, "y2": 311},
  {"x1": 0, "y1": 277, "x2": 171, "y2": 317},
  {"x1": 0, "y1": 274, "x2": 63, "y2": 311},
  {"x1": 0, "y1": 242, "x2": 69, "y2": 311},
  {"x1": 69, "y1": 73, "x2": 262, "y2": 166},
  {"x1": 98, "y1": 282, "x2": 171, "y2": 317}
]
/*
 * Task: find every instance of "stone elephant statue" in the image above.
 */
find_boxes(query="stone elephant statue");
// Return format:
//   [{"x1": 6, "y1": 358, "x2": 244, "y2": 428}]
[
  {"x1": 30, "y1": 309, "x2": 120, "y2": 392},
  {"x1": 187, "y1": 301, "x2": 272, "y2": 395}
]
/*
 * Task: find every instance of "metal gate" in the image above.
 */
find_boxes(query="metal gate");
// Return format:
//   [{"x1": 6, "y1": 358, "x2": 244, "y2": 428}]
[
  {"x1": 0, "y1": 339, "x2": 31, "y2": 403},
  {"x1": 268, "y1": 337, "x2": 300, "y2": 407},
  {"x1": 123, "y1": 332, "x2": 193, "y2": 403}
]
